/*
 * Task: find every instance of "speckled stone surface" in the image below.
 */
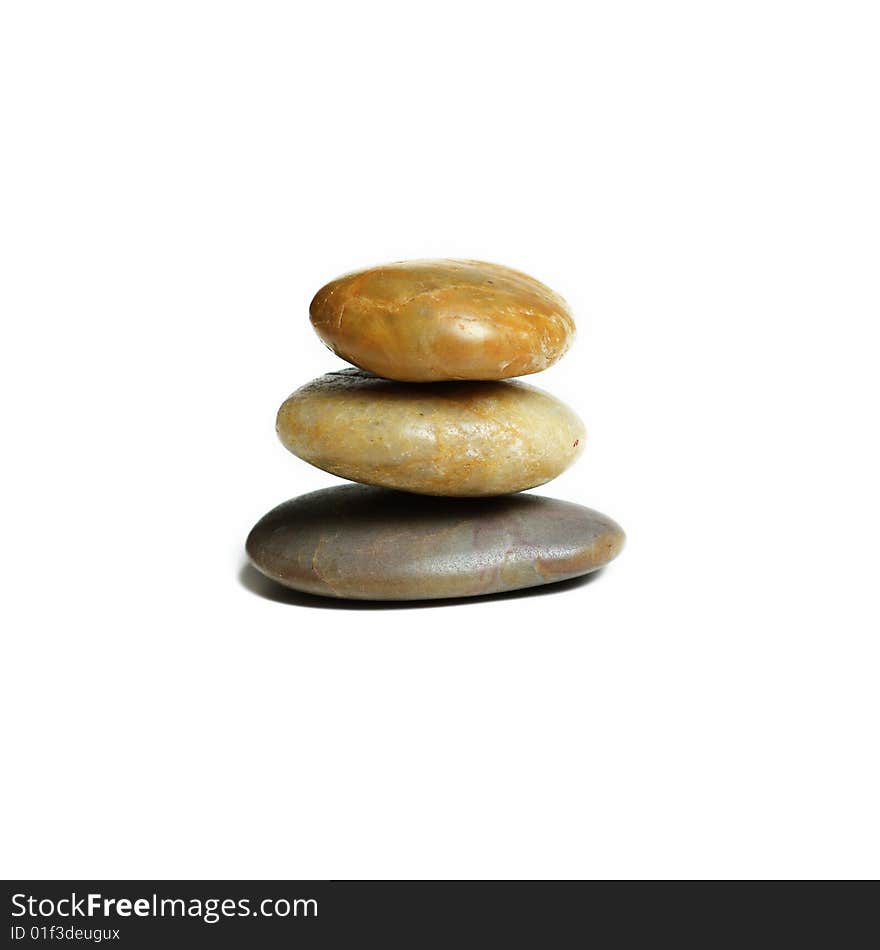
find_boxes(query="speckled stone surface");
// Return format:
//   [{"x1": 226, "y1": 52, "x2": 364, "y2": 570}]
[
  {"x1": 246, "y1": 485, "x2": 625, "y2": 600},
  {"x1": 309, "y1": 259, "x2": 575, "y2": 382},
  {"x1": 276, "y1": 368, "x2": 586, "y2": 497}
]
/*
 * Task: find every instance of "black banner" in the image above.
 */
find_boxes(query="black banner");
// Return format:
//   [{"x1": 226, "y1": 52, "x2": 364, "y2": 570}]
[{"x1": 3, "y1": 881, "x2": 876, "y2": 948}]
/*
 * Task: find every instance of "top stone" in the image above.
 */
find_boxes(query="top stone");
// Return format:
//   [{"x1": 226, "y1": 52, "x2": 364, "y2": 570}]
[{"x1": 309, "y1": 259, "x2": 575, "y2": 382}]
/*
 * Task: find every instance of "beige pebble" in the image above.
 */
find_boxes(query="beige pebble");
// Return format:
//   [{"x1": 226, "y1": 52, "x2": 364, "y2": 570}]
[{"x1": 276, "y1": 368, "x2": 585, "y2": 496}]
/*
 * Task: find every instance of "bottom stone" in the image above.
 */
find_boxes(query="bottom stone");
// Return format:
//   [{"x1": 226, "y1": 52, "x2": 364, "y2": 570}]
[{"x1": 246, "y1": 485, "x2": 625, "y2": 601}]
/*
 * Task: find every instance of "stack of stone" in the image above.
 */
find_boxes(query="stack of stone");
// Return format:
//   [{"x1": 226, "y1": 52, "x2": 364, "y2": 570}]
[{"x1": 246, "y1": 260, "x2": 624, "y2": 601}]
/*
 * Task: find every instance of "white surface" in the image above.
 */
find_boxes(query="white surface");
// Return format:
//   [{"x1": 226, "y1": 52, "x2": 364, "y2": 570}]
[{"x1": 2, "y1": 1, "x2": 878, "y2": 880}]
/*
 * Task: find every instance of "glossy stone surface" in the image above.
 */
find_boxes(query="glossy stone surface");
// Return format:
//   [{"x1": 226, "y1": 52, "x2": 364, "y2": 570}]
[
  {"x1": 276, "y1": 368, "x2": 585, "y2": 497},
  {"x1": 309, "y1": 259, "x2": 575, "y2": 382},
  {"x1": 246, "y1": 485, "x2": 625, "y2": 600}
]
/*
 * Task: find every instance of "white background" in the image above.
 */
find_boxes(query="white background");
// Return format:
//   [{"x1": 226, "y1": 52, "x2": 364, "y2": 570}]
[{"x1": 2, "y1": 1, "x2": 878, "y2": 880}]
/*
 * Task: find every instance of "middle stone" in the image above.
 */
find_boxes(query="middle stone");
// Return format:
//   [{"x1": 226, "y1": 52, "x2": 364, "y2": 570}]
[{"x1": 276, "y1": 368, "x2": 586, "y2": 497}]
